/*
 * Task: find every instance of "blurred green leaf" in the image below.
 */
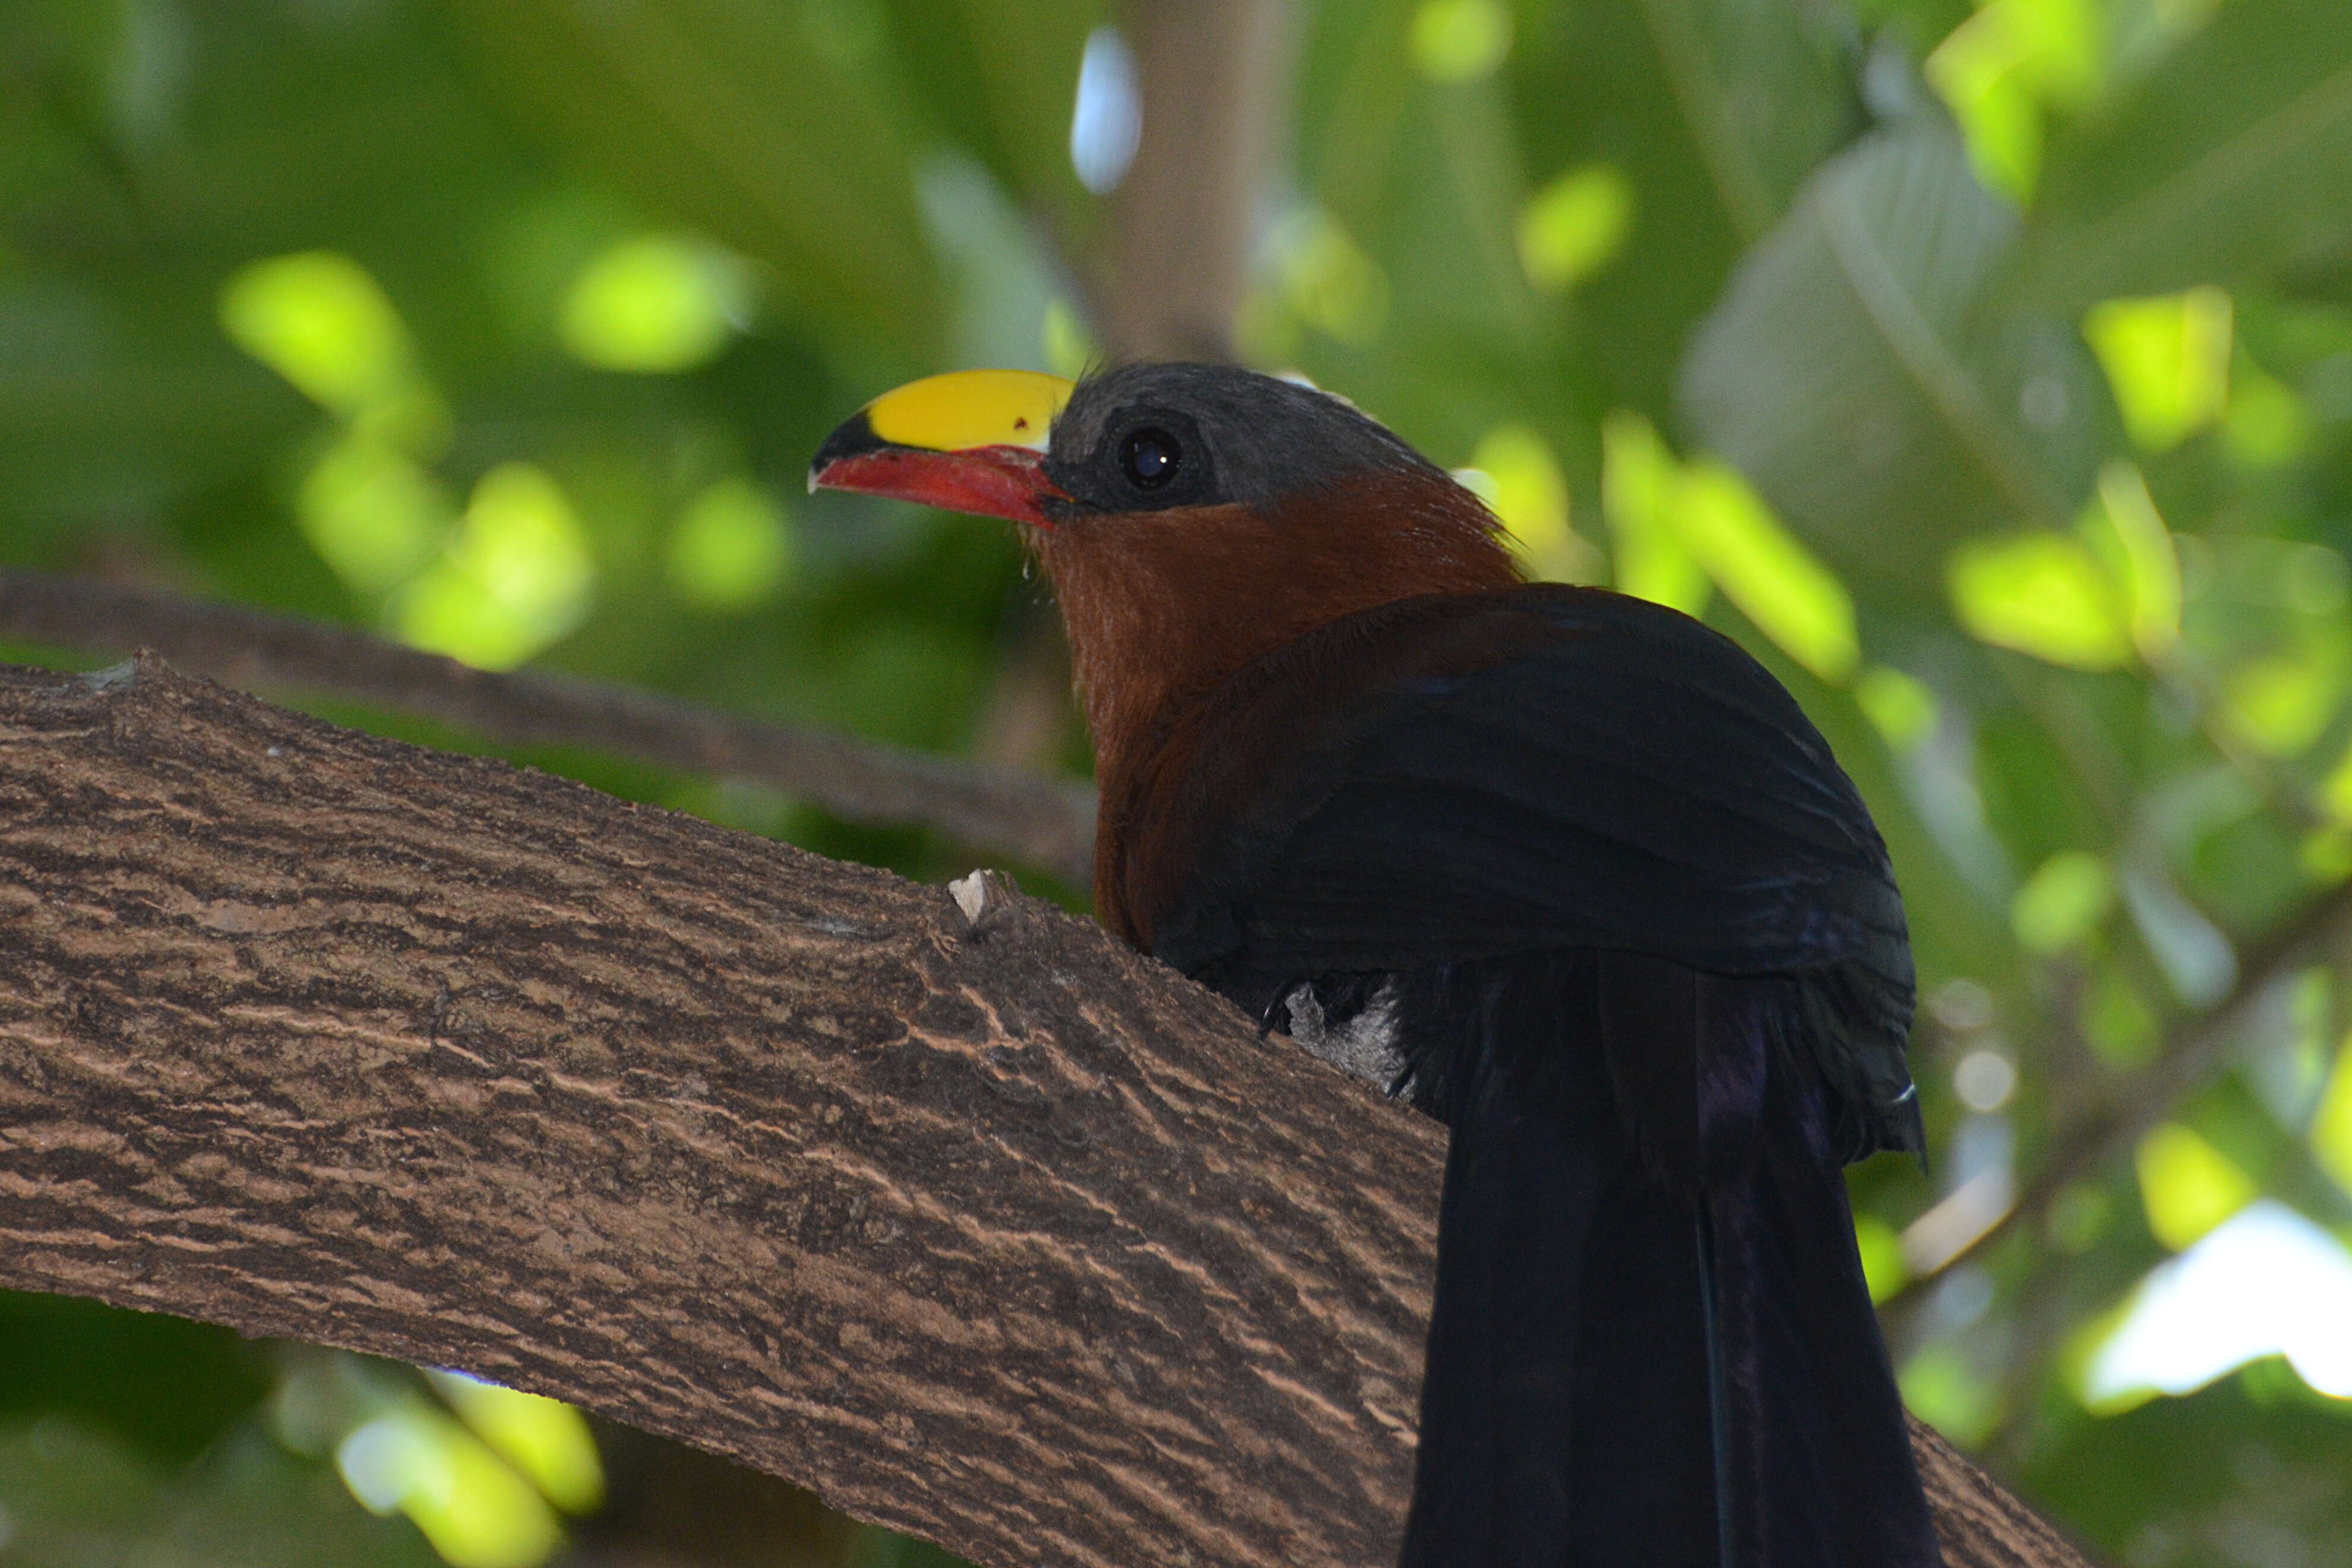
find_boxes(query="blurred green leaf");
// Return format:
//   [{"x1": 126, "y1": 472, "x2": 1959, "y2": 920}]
[
  {"x1": 1600, "y1": 409, "x2": 1711, "y2": 613},
  {"x1": 2010, "y1": 0, "x2": 2352, "y2": 311},
  {"x1": 297, "y1": 436, "x2": 459, "y2": 596},
  {"x1": 2012, "y1": 848, "x2": 2115, "y2": 953},
  {"x1": 337, "y1": 1405, "x2": 564, "y2": 1568},
  {"x1": 1854, "y1": 1213, "x2": 1909, "y2": 1303},
  {"x1": 447, "y1": 0, "x2": 943, "y2": 355},
  {"x1": 1467, "y1": 422, "x2": 1598, "y2": 581},
  {"x1": 393, "y1": 463, "x2": 595, "y2": 670},
  {"x1": 559, "y1": 234, "x2": 750, "y2": 374},
  {"x1": 1411, "y1": 0, "x2": 1515, "y2": 84},
  {"x1": 2086, "y1": 461, "x2": 2181, "y2": 660},
  {"x1": 1516, "y1": 161, "x2": 1634, "y2": 292},
  {"x1": 2315, "y1": 1034, "x2": 2352, "y2": 1198},
  {"x1": 1674, "y1": 457, "x2": 1860, "y2": 682},
  {"x1": 666, "y1": 476, "x2": 795, "y2": 609},
  {"x1": 1681, "y1": 125, "x2": 2107, "y2": 584},
  {"x1": 220, "y1": 252, "x2": 425, "y2": 421},
  {"x1": 2083, "y1": 286, "x2": 2233, "y2": 453},
  {"x1": 1949, "y1": 530, "x2": 2130, "y2": 669},
  {"x1": 2136, "y1": 1121, "x2": 2257, "y2": 1251},
  {"x1": 1923, "y1": 0, "x2": 2101, "y2": 200},
  {"x1": 1631, "y1": 0, "x2": 1858, "y2": 242},
  {"x1": 426, "y1": 1373, "x2": 604, "y2": 1517},
  {"x1": 1855, "y1": 665, "x2": 1939, "y2": 750}
]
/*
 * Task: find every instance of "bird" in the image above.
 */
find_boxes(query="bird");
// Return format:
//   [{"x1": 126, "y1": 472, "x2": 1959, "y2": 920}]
[{"x1": 811, "y1": 362, "x2": 1943, "y2": 1567}]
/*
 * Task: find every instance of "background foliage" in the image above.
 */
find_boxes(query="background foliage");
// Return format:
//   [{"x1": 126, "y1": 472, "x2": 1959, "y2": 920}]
[{"x1": 5, "y1": 1, "x2": 2352, "y2": 1566}]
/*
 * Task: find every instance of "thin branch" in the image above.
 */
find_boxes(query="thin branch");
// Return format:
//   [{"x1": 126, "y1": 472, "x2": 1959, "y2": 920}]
[
  {"x1": 0, "y1": 655, "x2": 2096, "y2": 1568},
  {"x1": 1889, "y1": 874, "x2": 2352, "y2": 1304},
  {"x1": 0, "y1": 570, "x2": 1095, "y2": 886}
]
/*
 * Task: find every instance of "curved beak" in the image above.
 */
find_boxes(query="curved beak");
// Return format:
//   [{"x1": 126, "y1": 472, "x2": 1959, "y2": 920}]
[{"x1": 808, "y1": 369, "x2": 1077, "y2": 527}]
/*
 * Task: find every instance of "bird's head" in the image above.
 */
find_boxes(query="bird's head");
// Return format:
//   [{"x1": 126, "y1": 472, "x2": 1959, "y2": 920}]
[{"x1": 811, "y1": 362, "x2": 1518, "y2": 772}]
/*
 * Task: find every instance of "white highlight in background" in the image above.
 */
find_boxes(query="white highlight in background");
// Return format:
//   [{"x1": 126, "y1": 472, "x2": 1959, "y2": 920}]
[
  {"x1": 2085, "y1": 1200, "x2": 2352, "y2": 1406},
  {"x1": 1070, "y1": 27, "x2": 1142, "y2": 195}
]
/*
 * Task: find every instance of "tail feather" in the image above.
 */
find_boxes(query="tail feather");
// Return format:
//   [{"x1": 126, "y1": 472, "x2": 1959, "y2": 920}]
[{"x1": 1394, "y1": 951, "x2": 1940, "y2": 1568}]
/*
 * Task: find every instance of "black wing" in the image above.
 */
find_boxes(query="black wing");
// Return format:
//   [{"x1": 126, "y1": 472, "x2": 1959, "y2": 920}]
[{"x1": 1150, "y1": 584, "x2": 1921, "y2": 1158}]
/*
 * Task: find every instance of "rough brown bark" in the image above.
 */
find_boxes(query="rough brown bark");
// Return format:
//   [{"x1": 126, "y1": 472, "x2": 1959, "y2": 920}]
[{"x1": 0, "y1": 656, "x2": 2094, "y2": 1568}]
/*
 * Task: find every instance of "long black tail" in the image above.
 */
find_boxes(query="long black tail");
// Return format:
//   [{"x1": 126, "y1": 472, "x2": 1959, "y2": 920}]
[{"x1": 1394, "y1": 951, "x2": 1941, "y2": 1568}]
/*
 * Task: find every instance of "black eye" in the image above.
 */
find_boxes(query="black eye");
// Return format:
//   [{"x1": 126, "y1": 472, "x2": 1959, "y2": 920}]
[{"x1": 1120, "y1": 427, "x2": 1181, "y2": 489}]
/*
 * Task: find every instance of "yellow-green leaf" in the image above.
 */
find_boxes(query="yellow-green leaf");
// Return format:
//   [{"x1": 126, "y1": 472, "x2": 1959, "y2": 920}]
[
  {"x1": 1855, "y1": 666, "x2": 1939, "y2": 750},
  {"x1": 1674, "y1": 459, "x2": 1859, "y2": 682},
  {"x1": 561, "y1": 235, "x2": 748, "y2": 374},
  {"x1": 429, "y1": 1373, "x2": 605, "y2": 1516},
  {"x1": 1948, "y1": 532, "x2": 2130, "y2": 670},
  {"x1": 667, "y1": 478, "x2": 794, "y2": 611},
  {"x1": 296, "y1": 436, "x2": 457, "y2": 596},
  {"x1": 1469, "y1": 424, "x2": 1597, "y2": 583},
  {"x1": 337, "y1": 1406, "x2": 564, "y2": 1568},
  {"x1": 2135, "y1": 1122, "x2": 2256, "y2": 1251},
  {"x1": 2012, "y1": 849, "x2": 2116, "y2": 954},
  {"x1": 396, "y1": 463, "x2": 596, "y2": 670},
  {"x1": 1518, "y1": 163, "x2": 1633, "y2": 293},
  {"x1": 2315, "y1": 1035, "x2": 2352, "y2": 1199},
  {"x1": 2091, "y1": 463, "x2": 2181, "y2": 659},
  {"x1": 1409, "y1": 0, "x2": 1512, "y2": 84},
  {"x1": 2084, "y1": 287, "x2": 2234, "y2": 453},
  {"x1": 1600, "y1": 411, "x2": 1709, "y2": 615}
]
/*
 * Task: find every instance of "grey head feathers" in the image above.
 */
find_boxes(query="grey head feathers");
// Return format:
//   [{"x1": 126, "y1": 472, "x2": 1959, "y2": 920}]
[{"x1": 1044, "y1": 362, "x2": 1450, "y2": 517}]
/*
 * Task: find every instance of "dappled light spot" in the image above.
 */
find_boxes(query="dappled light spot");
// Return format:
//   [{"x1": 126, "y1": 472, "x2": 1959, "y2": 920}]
[
  {"x1": 426, "y1": 1373, "x2": 603, "y2": 1517},
  {"x1": 1409, "y1": 0, "x2": 1512, "y2": 84},
  {"x1": 561, "y1": 235, "x2": 748, "y2": 374},
  {"x1": 221, "y1": 250, "x2": 448, "y2": 449},
  {"x1": 394, "y1": 463, "x2": 595, "y2": 670},
  {"x1": 1673, "y1": 459, "x2": 1858, "y2": 684},
  {"x1": 2012, "y1": 849, "x2": 2115, "y2": 955},
  {"x1": 2314, "y1": 1038, "x2": 2352, "y2": 1199},
  {"x1": 337, "y1": 1405, "x2": 564, "y2": 1568},
  {"x1": 2085, "y1": 289, "x2": 2234, "y2": 454},
  {"x1": 1854, "y1": 666, "x2": 1938, "y2": 751},
  {"x1": 667, "y1": 477, "x2": 795, "y2": 611},
  {"x1": 1598, "y1": 410, "x2": 1709, "y2": 617},
  {"x1": 298, "y1": 435, "x2": 457, "y2": 596},
  {"x1": 1854, "y1": 1214, "x2": 1908, "y2": 1305},
  {"x1": 2085, "y1": 1201, "x2": 2352, "y2": 1409},
  {"x1": 1465, "y1": 424, "x2": 1597, "y2": 583},
  {"x1": 2136, "y1": 1123, "x2": 2256, "y2": 1253},
  {"x1": 1269, "y1": 208, "x2": 1389, "y2": 347},
  {"x1": 1948, "y1": 532, "x2": 2130, "y2": 670},
  {"x1": 1924, "y1": 0, "x2": 2101, "y2": 199},
  {"x1": 1518, "y1": 163, "x2": 1632, "y2": 293}
]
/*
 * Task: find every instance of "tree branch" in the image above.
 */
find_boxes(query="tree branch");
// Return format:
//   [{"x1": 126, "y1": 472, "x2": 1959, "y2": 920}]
[
  {"x1": 0, "y1": 570, "x2": 1095, "y2": 886},
  {"x1": 1888, "y1": 874, "x2": 2352, "y2": 1305},
  {"x1": 0, "y1": 656, "x2": 2094, "y2": 1568}
]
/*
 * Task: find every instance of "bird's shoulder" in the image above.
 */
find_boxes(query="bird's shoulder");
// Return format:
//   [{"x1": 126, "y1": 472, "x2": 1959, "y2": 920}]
[{"x1": 1117, "y1": 580, "x2": 1908, "y2": 987}]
